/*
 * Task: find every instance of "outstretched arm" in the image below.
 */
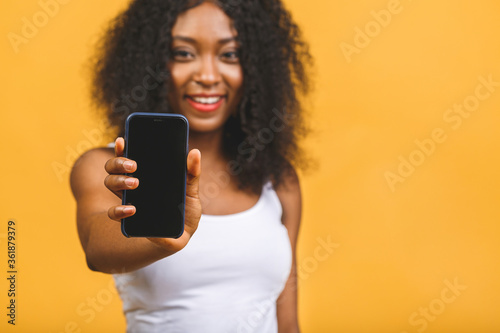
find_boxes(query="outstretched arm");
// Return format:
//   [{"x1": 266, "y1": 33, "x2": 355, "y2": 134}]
[{"x1": 70, "y1": 138, "x2": 202, "y2": 274}]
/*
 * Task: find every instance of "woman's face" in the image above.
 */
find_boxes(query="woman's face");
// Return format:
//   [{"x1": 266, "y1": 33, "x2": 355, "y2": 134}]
[{"x1": 167, "y1": 2, "x2": 243, "y2": 134}]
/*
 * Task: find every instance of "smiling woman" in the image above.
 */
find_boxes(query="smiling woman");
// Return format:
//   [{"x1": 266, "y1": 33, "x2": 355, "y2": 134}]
[
  {"x1": 71, "y1": 0, "x2": 313, "y2": 332},
  {"x1": 166, "y1": 3, "x2": 244, "y2": 133},
  {"x1": 90, "y1": 0, "x2": 312, "y2": 193}
]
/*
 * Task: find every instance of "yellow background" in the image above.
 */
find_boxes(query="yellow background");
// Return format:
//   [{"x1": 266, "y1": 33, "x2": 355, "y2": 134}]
[{"x1": 1, "y1": 0, "x2": 499, "y2": 332}]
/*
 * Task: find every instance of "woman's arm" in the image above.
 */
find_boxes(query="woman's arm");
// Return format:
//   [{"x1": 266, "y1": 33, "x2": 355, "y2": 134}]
[
  {"x1": 70, "y1": 139, "x2": 201, "y2": 274},
  {"x1": 275, "y1": 169, "x2": 302, "y2": 333}
]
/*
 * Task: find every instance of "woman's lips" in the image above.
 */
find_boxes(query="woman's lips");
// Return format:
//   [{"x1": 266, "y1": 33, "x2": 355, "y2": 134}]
[{"x1": 185, "y1": 95, "x2": 225, "y2": 112}]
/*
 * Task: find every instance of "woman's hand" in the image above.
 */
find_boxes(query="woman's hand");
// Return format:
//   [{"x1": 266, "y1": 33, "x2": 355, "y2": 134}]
[{"x1": 104, "y1": 137, "x2": 202, "y2": 253}]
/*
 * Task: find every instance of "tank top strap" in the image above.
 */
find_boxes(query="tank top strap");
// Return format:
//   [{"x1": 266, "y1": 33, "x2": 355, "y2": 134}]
[{"x1": 263, "y1": 181, "x2": 283, "y2": 219}]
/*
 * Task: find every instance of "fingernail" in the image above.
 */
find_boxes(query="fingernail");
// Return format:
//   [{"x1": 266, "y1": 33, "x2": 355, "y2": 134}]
[
  {"x1": 125, "y1": 178, "x2": 136, "y2": 187},
  {"x1": 123, "y1": 207, "x2": 134, "y2": 214},
  {"x1": 123, "y1": 161, "x2": 134, "y2": 171}
]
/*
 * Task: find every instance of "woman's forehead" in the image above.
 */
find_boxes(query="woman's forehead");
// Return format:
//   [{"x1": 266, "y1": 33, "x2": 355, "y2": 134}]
[{"x1": 172, "y1": 2, "x2": 237, "y2": 38}]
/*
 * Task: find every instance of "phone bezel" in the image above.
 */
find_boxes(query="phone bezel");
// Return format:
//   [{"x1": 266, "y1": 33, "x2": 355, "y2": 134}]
[{"x1": 121, "y1": 112, "x2": 189, "y2": 238}]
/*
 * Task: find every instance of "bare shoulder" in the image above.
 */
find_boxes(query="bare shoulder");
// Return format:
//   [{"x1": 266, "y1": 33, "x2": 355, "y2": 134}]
[
  {"x1": 273, "y1": 168, "x2": 302, "y2": 231},
  {"x1": 274, "y1": 168, "x2": 301, "y2": 198},
  {"x1": 70, "y1": 147, "x2": 114, "y2": 199}
]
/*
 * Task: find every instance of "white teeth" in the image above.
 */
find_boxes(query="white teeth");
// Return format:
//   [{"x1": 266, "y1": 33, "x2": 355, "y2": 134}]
[{"x1": 191, "y1": 96, "x2": 222, "y2": 104}]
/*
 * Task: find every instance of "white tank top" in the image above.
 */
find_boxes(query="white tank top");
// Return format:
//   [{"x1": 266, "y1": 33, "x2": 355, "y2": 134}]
[{"x1": 113, "y1": 182, "x2": 292, "y2": 333}]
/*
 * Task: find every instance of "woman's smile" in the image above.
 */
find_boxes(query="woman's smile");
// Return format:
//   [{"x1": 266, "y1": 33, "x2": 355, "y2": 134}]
[{"x1": 185, "y1": 94, "x2": 227, "y2": 113}]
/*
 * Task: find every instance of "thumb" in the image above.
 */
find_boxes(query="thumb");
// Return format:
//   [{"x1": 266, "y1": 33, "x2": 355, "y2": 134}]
[
  {"x1": 186, "y1": 149, "x2": 201, "y2": 199},
  {"x1": 115, "y1": 137, "x2": 125, "y2": 157}
]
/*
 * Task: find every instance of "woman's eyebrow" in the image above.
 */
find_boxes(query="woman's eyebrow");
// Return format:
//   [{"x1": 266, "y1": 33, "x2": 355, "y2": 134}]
[
  {"x1": 217, "y1": 37, "x2": 238, "y2": 44},
  {"x1": 172, "y1": 36, "x2": 238, "y2": 45}
]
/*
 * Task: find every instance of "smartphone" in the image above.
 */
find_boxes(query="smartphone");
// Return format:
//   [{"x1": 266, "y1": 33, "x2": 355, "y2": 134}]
[{"x1": 121, "y1": 112, "x2": 189, "y2": 238}]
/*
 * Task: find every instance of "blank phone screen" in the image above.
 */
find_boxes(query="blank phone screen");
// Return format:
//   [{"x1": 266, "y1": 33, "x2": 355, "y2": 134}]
[{"x1": 122, "y1": 113, "x2": 188, "y2": 238}]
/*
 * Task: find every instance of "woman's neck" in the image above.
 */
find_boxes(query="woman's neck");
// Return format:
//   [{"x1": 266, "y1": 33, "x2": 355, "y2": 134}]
[{"x1": 189, "y1": 129, "x2": 226, "y2": 166}]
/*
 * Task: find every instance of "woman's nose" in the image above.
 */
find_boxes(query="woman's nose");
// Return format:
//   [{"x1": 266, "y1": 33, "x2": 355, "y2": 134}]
[{"x1": 193, "y1": 56, "x2": 221, "y2": 86}]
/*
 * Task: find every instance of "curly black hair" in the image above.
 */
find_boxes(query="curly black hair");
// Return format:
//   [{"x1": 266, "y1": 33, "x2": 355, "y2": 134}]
[{"x1": 91, "y1": 0, "x2": 313, "y2": 193}]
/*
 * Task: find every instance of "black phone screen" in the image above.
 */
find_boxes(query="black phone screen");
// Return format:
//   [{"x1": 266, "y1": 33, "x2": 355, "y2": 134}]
[{"x1": 121, "y1": 113, "x2": 188, "y2": 238}]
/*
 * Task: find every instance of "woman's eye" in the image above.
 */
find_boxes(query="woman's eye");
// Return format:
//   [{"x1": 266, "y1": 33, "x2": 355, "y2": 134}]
[
  {"x1": 221, "y1": 51, "x2": 239, "y2": 62},
  {"x1": 172, "y1": 50, "x2": 192, "y2": 59}
]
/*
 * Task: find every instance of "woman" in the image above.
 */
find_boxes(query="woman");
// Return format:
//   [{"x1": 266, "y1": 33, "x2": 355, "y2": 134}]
[{"x1": 70, "y1": 0, "x2": 312, "y2": 332}]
